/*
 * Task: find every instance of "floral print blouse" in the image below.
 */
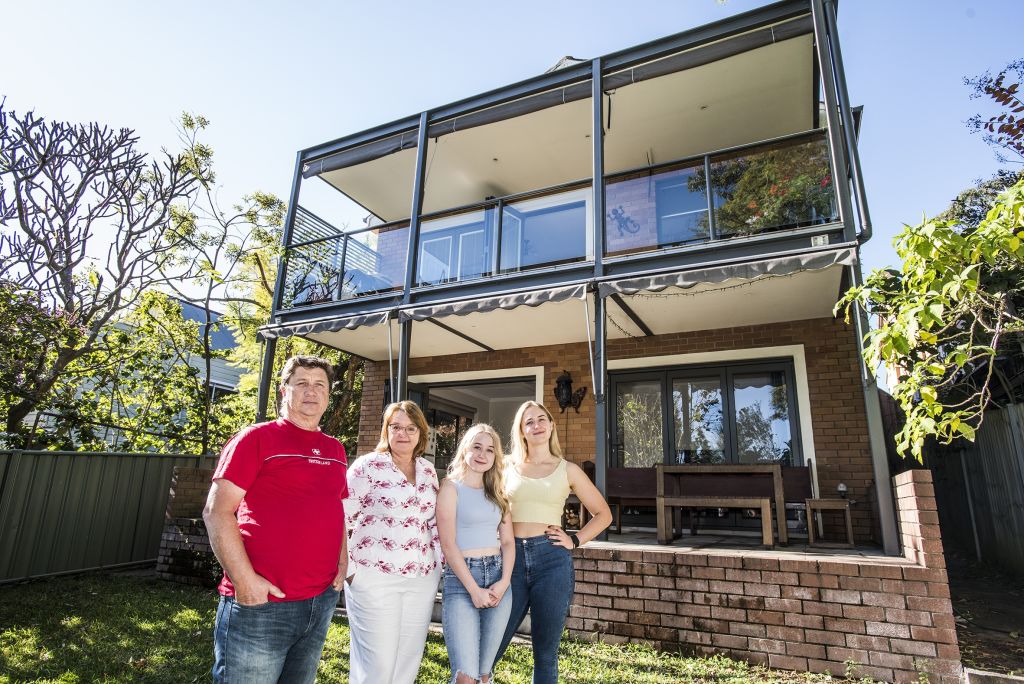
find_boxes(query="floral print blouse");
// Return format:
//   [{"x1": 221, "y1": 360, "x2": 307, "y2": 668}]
[{"x1": 345, "y1": 450, "x2": 442, "y2": 578}]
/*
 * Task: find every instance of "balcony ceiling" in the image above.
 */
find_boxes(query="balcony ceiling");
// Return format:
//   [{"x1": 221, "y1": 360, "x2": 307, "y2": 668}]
[
  {"x1": 317, "y1": 30, "x2": 815, "y2": 223},
  {"x1": 302, "y1": 260, "x2": 845, "y2": 362}
]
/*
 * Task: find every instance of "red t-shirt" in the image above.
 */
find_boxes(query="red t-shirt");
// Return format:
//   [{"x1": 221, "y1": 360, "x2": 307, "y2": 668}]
[{"x1": 212, "y1": 418, "x2": 348, "y2": 601}]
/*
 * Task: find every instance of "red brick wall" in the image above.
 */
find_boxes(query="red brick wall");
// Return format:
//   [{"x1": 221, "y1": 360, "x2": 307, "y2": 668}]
[
  {"x1": 567, "y1": 469, "x2": 960, "y2": 683},
  {"x1": 358, "y1": 315, "x2": 877, "y2": 542}
]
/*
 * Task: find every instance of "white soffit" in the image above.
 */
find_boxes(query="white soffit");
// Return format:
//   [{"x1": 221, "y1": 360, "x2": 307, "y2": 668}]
[
  {"x1": 605, "y1": 34, "x2": 814, "y2": 173},
  {"x1": 411, "y1": 294, "x2": 595, "y2": 355},
  {"x1": 607, "y1": 263, "x2": 844, "y2": 338},
  {"x1": 317, "y1": 33, "x2": 813, "y2": 222},
  {"x1": 420, "y1": 97, "x2": 593, "y2": 214},
  {"x1": 319, "y1": 147, "x2": 418, "y2": 224}
]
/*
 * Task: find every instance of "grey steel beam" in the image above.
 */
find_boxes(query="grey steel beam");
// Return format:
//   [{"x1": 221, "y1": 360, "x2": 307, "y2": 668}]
[
  {"x1": 403, "y1": 112, "x2": 430, "y2": 305},
  {"x1": 610, "y1": 293, "x2": 654, "y2": 337},
  {"x1": 823, "y1": 0, "x2": 873, "y2": 243},
  {"x1": 271, "y1": 152, "x2": 305, "y2": 317},
  {"x1": 256, "y1": 335, "x2": 277, "y2": 423},
  {"x1": 592, "y1": 57, "x2": 606, "y2": 280},
  {"x1": 593, "y1": 294, "x2": 609, "y2": 537},
  {"x1": 395, "y1": 320, "x2": 412, "y2": 401},
  {"x1": 809, "y1": 0, "x2": 856, "y2": 244},
  {"x1": 426, "y1": 318, "x2": 494, "y2": 352}
]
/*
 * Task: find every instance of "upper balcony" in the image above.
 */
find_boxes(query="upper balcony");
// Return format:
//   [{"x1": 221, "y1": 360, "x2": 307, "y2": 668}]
[{"x1": 273, "y1": 0, "x2": 860, "y2": 327}]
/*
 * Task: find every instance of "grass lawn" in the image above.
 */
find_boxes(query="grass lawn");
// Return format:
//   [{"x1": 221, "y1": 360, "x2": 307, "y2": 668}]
[{"x1": 0, "y1": 572, "x2": 871, "y2": 683}]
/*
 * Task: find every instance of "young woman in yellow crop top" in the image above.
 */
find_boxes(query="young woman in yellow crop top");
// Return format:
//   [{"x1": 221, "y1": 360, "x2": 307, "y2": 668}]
[{"x1": 494, "y1": 401, "x2": 611, "y2": 684}]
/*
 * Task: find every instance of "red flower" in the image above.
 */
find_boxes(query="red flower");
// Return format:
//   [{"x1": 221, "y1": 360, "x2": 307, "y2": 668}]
[{"x1": 820, "y1": 175, "x2": 831, "y2": 188}]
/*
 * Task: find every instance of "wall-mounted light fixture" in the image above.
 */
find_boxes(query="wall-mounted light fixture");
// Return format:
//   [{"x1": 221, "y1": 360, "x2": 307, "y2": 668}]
[
  {"x1": 554, "y1": 370, "x2": 587, "y2": 414},
  {"x1": 837, "y1": 482, "x2": 848, "y2": 499}
]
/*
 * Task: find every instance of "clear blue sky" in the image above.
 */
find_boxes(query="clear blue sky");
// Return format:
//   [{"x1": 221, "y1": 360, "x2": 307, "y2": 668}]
[{"x1": 3, "y1": 1, "x2": 1021, "y2": 273}]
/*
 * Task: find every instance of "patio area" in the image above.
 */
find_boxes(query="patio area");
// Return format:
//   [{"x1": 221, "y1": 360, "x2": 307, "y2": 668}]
[{"x1": 556, "y1": 470, "x2": 961, "y2": 684}]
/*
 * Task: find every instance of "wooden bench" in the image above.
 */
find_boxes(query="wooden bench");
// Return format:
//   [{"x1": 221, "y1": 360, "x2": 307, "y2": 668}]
[
  {"x1": 656, "y1": 494, "x2": 773, "y2": 546},
  {"x1": 655, "y1": 464, "x2": 786, "y2": 547}
]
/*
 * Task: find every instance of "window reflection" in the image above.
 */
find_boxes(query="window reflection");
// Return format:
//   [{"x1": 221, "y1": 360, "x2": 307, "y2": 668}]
[
  {"x1": 615, "y1": 380, "x2": 663, "y2": 468},
  {"x1": 732, "y1": 371, "x2": 792, "y2": 464},
  {"x1": 672, "y1": 377, "x2": 725, "y2": 464}
]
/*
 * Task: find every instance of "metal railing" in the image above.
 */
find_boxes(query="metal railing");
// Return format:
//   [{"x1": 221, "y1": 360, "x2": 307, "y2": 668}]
[{"x1": 277, "y1": 130, "x2": 839, "y2": 311}]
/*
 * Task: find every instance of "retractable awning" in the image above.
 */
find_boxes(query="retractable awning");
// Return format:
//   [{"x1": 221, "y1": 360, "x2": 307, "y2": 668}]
[
  {"x1": 597, "y1": 247, "x2": 856, "y2": 298},
  {"x1": 301, "y1": 15, "x2": 813, "y2": 179},
  {"x1": 397, "y1": 283, "x2": 587, "y2": 323},
  {"x1": 599, "y1": 247, "x2": 858, "y2": 339},
  {"x1": 259, "y1": 310, "x2": 390, "y2": 338}
]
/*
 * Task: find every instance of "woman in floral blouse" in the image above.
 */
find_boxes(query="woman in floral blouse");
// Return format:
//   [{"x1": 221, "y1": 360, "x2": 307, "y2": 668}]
[{"x1": 344, "y1": 400, "x2": 442, "y2": 684}]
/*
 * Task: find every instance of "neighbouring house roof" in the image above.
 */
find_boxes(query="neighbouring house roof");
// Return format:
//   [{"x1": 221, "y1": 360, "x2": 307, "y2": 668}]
[{"x1": 179, "y1": 300, "x2": 237, "y2": 351}]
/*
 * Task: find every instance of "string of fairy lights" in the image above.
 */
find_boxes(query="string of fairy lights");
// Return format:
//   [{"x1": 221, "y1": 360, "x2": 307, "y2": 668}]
[{"x1": 605, "y1": 274, "x2": 792, "y2": 338}]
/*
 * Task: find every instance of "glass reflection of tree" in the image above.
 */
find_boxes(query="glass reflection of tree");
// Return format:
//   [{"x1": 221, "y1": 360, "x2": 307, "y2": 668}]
[
  {"x1": 688, "y1": 137, "x2": 835, "y2": 236},
  {"x1": 287, "y1": 239, "x2": 340, "y2": 306},
  {"x1": 619, "y1": 392, "x2": 663, "y2": 467},
  {"x1": 734, "y1": 373, "x2": 792, "y2": 464},
  {"x1": 673, "y1": 383, "x2": 724, "y2": 464}
]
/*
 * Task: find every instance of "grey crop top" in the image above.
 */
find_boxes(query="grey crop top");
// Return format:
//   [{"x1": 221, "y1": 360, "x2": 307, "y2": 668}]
[{"x1": 454, "y1": 480, "x2": 501, "y2": 551}]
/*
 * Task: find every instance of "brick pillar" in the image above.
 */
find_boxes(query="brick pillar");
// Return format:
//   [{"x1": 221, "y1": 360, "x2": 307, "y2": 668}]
[
  {"x1": 892, "y1": 469, "x2": 961, "y2": 682},
  {"x1": 165, "y1": 467, "x2": 214, "y2": 519},
  {"x1": 894, "y1": 469, "x2": 945, "y2": 569},
  {"x1": 157, "y1": 466, "x2": 220, "y2": 587}
]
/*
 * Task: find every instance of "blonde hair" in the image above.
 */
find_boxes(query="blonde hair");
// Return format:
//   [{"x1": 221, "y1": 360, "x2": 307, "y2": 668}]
[
  {"x1": 448, "y1": 423, "x2": 510, "y2": 517},
  {"x1": 509, "y1": 400, "x2": 562, "y2": 465},
  {"x1": 375, "y1": 401, "x2": 430, "y2": 457}
]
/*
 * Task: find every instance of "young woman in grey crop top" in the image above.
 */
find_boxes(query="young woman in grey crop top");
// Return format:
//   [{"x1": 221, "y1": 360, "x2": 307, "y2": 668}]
[{"x1": 436, "y1": 424, "x2": 515, "y2": 684}]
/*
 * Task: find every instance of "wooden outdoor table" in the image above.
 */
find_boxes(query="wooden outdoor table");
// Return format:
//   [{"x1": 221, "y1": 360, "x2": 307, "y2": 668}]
[{"x1": 655, "y1": 463, "x2": 789, "y2": 546}]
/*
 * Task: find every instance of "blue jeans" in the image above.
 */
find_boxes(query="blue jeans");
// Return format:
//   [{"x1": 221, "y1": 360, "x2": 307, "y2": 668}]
[
  {"x1": 496, "y1": 536, "x2": 574, "y2": 684},
  {"x1": 442, "y1": 555, "x2": 513, "y2": 683},
  {"x1": 212, "y1": 585, "x2": 339, "y2": 684}
]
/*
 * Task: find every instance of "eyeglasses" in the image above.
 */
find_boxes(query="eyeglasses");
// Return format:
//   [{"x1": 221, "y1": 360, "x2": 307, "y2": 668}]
[{"x1": 387, "y1": 424, "x2": 420, "y2": 436}]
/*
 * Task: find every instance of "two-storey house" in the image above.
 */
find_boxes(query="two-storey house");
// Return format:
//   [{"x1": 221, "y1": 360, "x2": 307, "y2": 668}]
[{"x1": 260, "y1": 0, "x2": 896, "y2": 550}]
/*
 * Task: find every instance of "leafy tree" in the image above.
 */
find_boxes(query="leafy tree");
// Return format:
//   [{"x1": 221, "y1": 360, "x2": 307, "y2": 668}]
[
  {"x1": 0, "y1": 104, "x2": 207, "y2": 441},
  {"x1": 161, "y1": 113, "x2": 287, "y2": 454},
  {"x1": 966, "y1": 58, "x2": 1024, "y2": 163},
  {"x1": 223, "y1": 224, "x2": 364, "y2": 451},
  {"x1": 618, "y1": 391, "x2": 663, "y2": 467},
  {"x1": 837, "y1": 177, "x2": 1024, "y2": 461}
]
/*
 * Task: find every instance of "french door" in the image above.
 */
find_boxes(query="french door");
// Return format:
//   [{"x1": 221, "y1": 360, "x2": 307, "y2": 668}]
[{"x1": 610, "y1": 359, "x2": 801, "y2": 468}]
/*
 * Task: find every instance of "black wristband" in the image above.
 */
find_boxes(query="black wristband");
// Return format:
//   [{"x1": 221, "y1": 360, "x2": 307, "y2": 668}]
[{"x1": 570, "y1": 533, "x2": 581, "y2": 549}]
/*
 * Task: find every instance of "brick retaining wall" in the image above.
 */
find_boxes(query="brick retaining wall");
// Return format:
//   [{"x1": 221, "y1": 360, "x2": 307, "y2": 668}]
[{"x1": 566, "y1": 469, "x2": 960, "y2": 683}]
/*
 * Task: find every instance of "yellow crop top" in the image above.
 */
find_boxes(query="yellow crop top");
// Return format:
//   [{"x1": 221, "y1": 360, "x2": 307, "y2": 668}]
[{"x1": 506, "y1": 459, "x2": 571, "y2": 525}]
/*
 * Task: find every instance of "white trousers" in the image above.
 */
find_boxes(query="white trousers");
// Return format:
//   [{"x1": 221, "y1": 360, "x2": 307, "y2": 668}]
[{"x1": 344, "y1": 566, "x2": 440, "y2": 684}]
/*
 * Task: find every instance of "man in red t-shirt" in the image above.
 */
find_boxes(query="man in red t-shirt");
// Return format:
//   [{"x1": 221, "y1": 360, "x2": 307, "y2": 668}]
[{"x1": 204, "y1": 355, "x2": 348, "y2": 684}]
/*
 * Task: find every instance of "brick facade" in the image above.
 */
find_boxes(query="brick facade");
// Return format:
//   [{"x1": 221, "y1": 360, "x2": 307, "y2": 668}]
[
  {"x1": 358, "y1": 315, "x2": 877, "y2": 543},
  {"x1": 566, "y1": 469, "x2": 961, "y2": 683}
]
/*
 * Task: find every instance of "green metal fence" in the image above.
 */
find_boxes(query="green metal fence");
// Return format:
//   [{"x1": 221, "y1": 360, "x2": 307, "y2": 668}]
[{"x1": 0, "y1": 450, "x2": 214, "y2": 583}]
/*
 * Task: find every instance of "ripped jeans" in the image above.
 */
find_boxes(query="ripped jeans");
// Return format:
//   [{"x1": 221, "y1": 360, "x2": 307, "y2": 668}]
[{"x1": 442, "y1": 554, "x2": 512, "y2": 683}]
